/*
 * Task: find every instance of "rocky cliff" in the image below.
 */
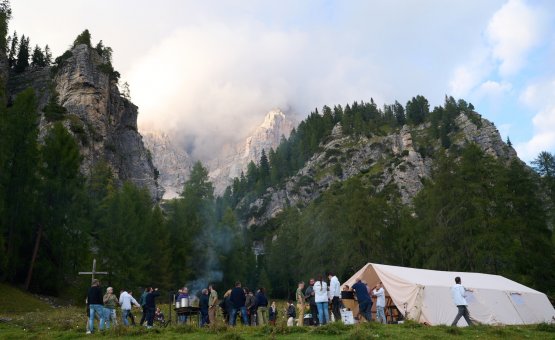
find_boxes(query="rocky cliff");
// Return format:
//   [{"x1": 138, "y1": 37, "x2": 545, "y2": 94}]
[
  {"x1": 7, "y1": 44, "x2": 162, "y2": 199},
  {"x1": 142, "y1": 130, "x2": 193, "y2": 199},
  {"x1": 243, "y1": 111, "x2": 517, "y2": 227},
  {"x1": 208, "y1": 109, "x2": 296, "y2": 194}
]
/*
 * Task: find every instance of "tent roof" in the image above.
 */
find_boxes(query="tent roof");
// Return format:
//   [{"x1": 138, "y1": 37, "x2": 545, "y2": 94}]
[{"x1": 348, "y1": 263, "x2": 541, "y2": 294}]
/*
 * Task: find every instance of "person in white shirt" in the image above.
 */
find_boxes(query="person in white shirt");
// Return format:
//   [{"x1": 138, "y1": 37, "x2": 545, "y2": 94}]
[
  {"x1": 450, "y1": 276, "x2": 474, "y2": 326},
  {"x1": 314, "y1": 275, "x2": 330, "y2": 325},
  {"x1": 119, "y1": 290, "x2": 141, "y2": 326},
  {"x1": 372, "y1": 282, "x2": 386, "y2": 324},
  {"x1": 327, "y1": 272, "x2": 341, "y2": 322}
]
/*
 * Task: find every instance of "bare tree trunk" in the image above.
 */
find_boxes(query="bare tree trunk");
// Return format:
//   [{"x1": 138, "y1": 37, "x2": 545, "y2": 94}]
[{"x1": 24, "y1": 223, "x2": 43, "y2": 291}]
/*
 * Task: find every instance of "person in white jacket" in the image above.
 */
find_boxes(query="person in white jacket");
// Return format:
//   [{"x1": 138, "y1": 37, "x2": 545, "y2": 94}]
[
  {"x1": 314, "y1": 275, "x2": 329, "y2": 325},
  {"x1": 372, "y1": 282, "x2": 386, "y2": 324},
  {"x1": 119, "y1": 290, "x2": 141, "y2": 326},
  {"x1": 327, "y1": 272, "x2": 341, "y2": 322}
]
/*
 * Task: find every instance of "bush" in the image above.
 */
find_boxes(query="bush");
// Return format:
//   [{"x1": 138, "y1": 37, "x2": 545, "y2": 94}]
[
  {"x1": 536, "y1": 323, "x2": 555, "y2": 333},
  {"x1": 43, "y1": 91, "x2": 67, "y2": 122},
  {"x1": 51, "y1": 50, "x2": 73, "y2": 75}
]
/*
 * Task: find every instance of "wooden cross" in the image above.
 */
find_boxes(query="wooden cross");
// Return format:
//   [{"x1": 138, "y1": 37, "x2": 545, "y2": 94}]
[{"x1": 78, "y1": 258, "x2": 109, "y2": 283}]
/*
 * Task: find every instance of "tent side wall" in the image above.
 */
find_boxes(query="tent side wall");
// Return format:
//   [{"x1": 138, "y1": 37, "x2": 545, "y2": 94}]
[{"x1": 344, "y1": 263, "x2": 555, "y2": 326}]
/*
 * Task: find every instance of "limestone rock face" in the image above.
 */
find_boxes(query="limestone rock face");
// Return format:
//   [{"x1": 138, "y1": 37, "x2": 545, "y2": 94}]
[
  {"x1": 454, "y1": 113, "x2": 517, "y2": 160},
  {"x1": 242, "y1": 112, "x2": 517, "y2": 227},
  {"x1": 52, "y1": 44, "x2": 161, "y2": 199},
  {"x1": 142, "y1": 131, "x2": 193, "y2": 199},
  {"x1": 208, "y1": 109, "x2": 296, "y2": 195}
]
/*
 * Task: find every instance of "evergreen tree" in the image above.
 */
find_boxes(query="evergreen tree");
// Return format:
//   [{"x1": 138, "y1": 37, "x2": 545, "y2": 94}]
[
  {"x1": 14, "y1": 34, "x2": 29, "y2": 73},
  {"x1": 506, "y1": 136, "x2": 512, "y2": 148},
  {"x1": 0, "y1": 88, "x2": 39, "y2": 282},
  {"x1": 7, "y1": 30, "x2": 17, "y2": 68},
  {"x1": 31, "y1": 45, "x2": 46, "y2": 67},
  {"x1": 27, "y1": 123, "x2": 84, "y2": 292},
  {"x1": 43, "y1": 90, "x2": 67, "y2": 122},
  {"x1": 73, "y1": 29, "x2": 92, "y2": 47},
  {"x1": 44, "y1": 45, "x2": 52, "y2": 65},
  {"x1": 406, "y1": 95, "x2": 429, "y2": 125}
]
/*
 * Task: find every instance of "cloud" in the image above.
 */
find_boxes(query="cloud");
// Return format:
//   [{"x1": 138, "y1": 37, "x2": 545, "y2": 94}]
[
  {"x1": 128, "y1": 23, "x2": 331, "y2": 159},
  {"x1": 449, "y1": 0, "x2": 547, "y2": 97},
  {"x1": 448, "y1": 49, "x2": 492, "y2": 97},
  {"x1": 477, "y1": 80, "x2": 512, "y2": 97},
  {"x1": 486, "y1": 0, "x2": 547, "y2": 76},
  {"x1": 126, "y1": 1, "x2": 509, "y2": 160},
  {"x1": 516, "y1": 79, "x2": 555, "y2": 161}
]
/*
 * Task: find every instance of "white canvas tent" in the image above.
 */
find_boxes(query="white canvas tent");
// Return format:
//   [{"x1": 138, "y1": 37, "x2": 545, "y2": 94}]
[{"x1": 344, "y1": 263, "x2": 555, "y2": 326}]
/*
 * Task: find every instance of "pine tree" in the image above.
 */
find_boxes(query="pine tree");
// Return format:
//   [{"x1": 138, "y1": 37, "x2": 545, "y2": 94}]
[
  {"x1": 44, "y1": 45, "x2": 52, "y2": 65},
  {"x1": 31, "y1": 45, "x2": 46, "y2": 67},
  {"x1": 14, "y1": 35, "x2": 29, "y2": 73},
  {"x1": 73, "y1": 29, "x2": 91, "y2": 47},
  {"x1": 26, "y1": 123, "x2": 83, "y2": 291},
  {"x1": 0, "y1": 88, "x2": 39, "y2": 282},
  {"x1": 7, "y1": 30, "x2": 17, "y2": 68},
  {"x1": 259, "y1": 149, "x2": 270, "y2": 182},
  {"x1": 406, "y1": 95, "x2": 429, "y2": 125}
]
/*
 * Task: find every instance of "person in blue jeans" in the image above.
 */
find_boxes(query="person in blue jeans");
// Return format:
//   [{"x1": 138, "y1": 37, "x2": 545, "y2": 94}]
[
  {"x1": 352, "y1": 278, "x2": 373, "y2": 321},
  {"x1": 314, "y1": 276, "x2": 329, "y2": 325},
  {"x1": 229, "y1": 281, "x2": 248, "y2": 325},
  {"x1": 86, "y1": 279, "x2": 105, "y2": 334}
]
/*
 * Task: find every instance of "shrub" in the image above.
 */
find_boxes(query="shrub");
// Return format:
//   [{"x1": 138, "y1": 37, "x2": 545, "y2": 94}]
[{"x1": 536, "y1": 323, "x2": 555, "y2": 332}]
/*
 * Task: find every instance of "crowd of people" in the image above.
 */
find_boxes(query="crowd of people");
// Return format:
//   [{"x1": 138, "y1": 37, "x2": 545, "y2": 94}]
[
  {"x1": 85, "y1": 279, "x2": 163, "y2": 334},
  {"x1": 85, "y1": 272, "x2": 477, "y2": 333},
  {"x1": 286, "y1": 272, "x2": 388, "y2": 327},
  {"x1": 84, "y1": 271, "x2": 396, "y2": 333}
]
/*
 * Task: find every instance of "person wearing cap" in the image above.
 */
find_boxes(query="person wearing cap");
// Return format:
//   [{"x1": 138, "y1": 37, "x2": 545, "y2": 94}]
[{"x1": 86, "y1": 279, "x2": 105, "y2": 334}]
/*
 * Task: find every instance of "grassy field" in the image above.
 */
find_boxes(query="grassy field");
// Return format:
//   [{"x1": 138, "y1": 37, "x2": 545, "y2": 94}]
[{"x1": 1, "y1": 284, "x2": 554, "y2": 339}]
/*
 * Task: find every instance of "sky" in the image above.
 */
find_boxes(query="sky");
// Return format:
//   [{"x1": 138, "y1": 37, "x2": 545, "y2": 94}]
[{"x1": 10, "y1": 0, "x2": 555, "y2": 162}]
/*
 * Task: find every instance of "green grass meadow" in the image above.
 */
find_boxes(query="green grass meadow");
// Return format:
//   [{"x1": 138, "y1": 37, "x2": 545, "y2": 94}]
[{"x1": 1, "y1": 284, "x2": 554, "y2": 339}]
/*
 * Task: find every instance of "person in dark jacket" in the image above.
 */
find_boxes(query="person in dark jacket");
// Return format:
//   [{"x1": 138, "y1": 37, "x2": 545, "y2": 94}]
[
  {"x1": 139, "y1": 288, "x2": 148, "y2": 326},
  {"x1": 86, "y1": 279, "x2": 105, "y2": 334},
  {"x1": 199, "y1": 288, "x2": 210, "y2": 326},
  {"x1": 352, "y1": 278, "x2": 372, "y2": 321},
  {"x1": 305, "y1": 278, "x2": 319, "y2": 325},
  {"x1": 220, "y1": 289, "x2": 232, "y2": 324},
  {"x1": 255, "y1": 287, "x2": 269, "y2": 325},
  {"x1": 245, "y1": 288, "x2": 256, "y2": 325},
  {"x1": 145, "y1": 287, "x2": 160, "y2": 328},
  {"x1": 269, "y1": 301, "x2": 277, "y2": 325},
  {"x1": 287, "y1": 300, "x2": 296, "y2": 326},
  {"x1": 229, "y1": 281, "x2": 248, "y2": 326}
]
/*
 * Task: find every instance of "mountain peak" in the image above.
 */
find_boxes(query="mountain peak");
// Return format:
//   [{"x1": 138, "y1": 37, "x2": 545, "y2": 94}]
[
  {"x1": 260, "y1": 109, "x2": 287, "y2": 129},
  {"x1": 208, "y1": 109, "x2": 297, "y2": 195}
]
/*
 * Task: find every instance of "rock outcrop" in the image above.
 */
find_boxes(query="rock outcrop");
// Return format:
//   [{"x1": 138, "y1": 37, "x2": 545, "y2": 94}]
[
  {"x1": 208, "y1": 109, "x2": 296, "y2": 195},
  {"x1": 7, "y1": 44, "x2": 162, "y2": 199},
  {"x1": 242, "y1": 112, "x2": 517, "y2": 226},
  {"x1": 142, "y1": 131, "x2": 193, "y2": 199}
]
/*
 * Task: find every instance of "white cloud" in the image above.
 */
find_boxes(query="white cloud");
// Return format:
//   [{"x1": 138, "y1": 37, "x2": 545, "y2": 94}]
[
  {"x1": 449, "y1": 0, "x2": 547, "y2": 98},
  {"x1": 516, "y1": 79, "x2": 555, "y2": 161},
  {"x1": 477, "y1": 80, "x2": 512, "y2": 97},
  {"x1": 486, "y1": 0, "x2": 547, "y2": 76}
]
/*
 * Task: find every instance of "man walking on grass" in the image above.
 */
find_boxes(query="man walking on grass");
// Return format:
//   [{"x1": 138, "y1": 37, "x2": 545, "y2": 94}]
[
  {"x1": 86, "y1": 279, "x2": 105, "y2": 334},
  {"x1": 451, "y1": 276, "x2": 474, "y2": 327}
]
